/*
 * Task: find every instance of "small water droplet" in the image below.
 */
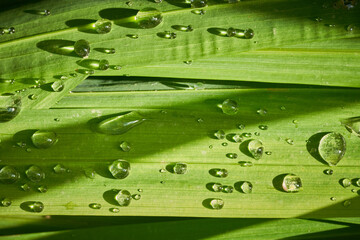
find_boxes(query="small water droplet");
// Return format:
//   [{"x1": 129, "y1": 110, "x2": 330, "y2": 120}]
[
  {"x1": 256, "y1": 108, "x2": 267, "y2": 116},
  {"x1": 238, "y1": 161, "x2": 253, "y2": 167},
  {"x1": 115, "y1": 189, "x2": 132, "y2": 206},
  {"x1": 330, "y1": 197, "x2": 336, "y2": 201},
  {"x1": 343, "y1": 200, "x2": 351, "y2": 207},
  {"x1": 240, "y1": 181, "x2": 253, "y2": 194},
  {"x1": 8, "y1": 27, "x2": 15, "y2": 34},
  {"x1": 254, "y1": 132, "x2": 260, "y2": 136},
  {"x1": 351, "y1": 189, "x2": 357, "y2": 193},
  {"x1": 31, "y1": 130, "x2": 58, "y2": 149},
  {"x1": 213, "y1": 168, "x2": 228, "y2": 178},
  {"x1": 292, "y1": 120, "x2": 298, "y2": 124},
  {"x1": 226, "y1": 28, "x2": 254, "y2": 39},
  {"x1": 132, "y1": 194, "x2": 141, "y2": 200},
  {"x1": 74, "y1": 39, "x2": 90, "y2": 58},
  {"x1": 51, "y1": 80, "x2": 64, "y2": 92},
  {"x1": 259, "y1": 125, "x2": 268, "y2": 130},
  {"x1": 285, "y1": 138, "x2": 294, "y2": 145},
  {"x1": 324, "y1": 169, "x2": 333, "y2": 175},
  {"x1": 248, "y1": 139, "x2": 264, "y2": 160},
  {"x1": 211, "y1": 183, "x2": 223, "y2": 192},
  {"x1": 341, "y1": 117, "x2": 360, "y2": 137},
  {"x1": 238, "y1": 124, "x2": 245, "y2": 130},
  {"x1": 127, "y1": 34, "x2": 139, "y2": 39},
  {"x1": 265, "y1": 151, "x2": 272, "y2": 155},
  {"x1": 101, "y1": 48, "x2": 116, "y2": 54},
  {"x1": 341, "y1": 178, "x2": 351, "y2": 188},
  {"x1": 136, "y1": 8, "x2": 163, "y2": 29},
  {"x1": 318, "y1": 132, "x2": 346, "y2": 166},
  {"x1": 355, "y1": 179, "x2": 360, "y2": 187},
  {"x1": 28, "y1": 94, "x2": 37, "y2": 100},
  {"x1": 314, "y1": 16, "x2": 323, "y2": 22},
  {"x1": 173, "y1": 163, "x2": 187, "y2": 174},
  {"x1": 191, "y1": 9, "x2": 206, "y2": 15},
  {"x1": 160, "y1": 181, "x2": 165, "y2": 184},
  {"x1": 197, "y1": 118, "x2": 204, "y2": 123},
  {"x1": 0, "y1": 166, "x2": 20, "y2": 184},
  {"x1": 119, "y1": 141, "x2": 131, "y2": 152},
  {"x1": 184, "y1": 60, "x2": 193, "y2": 65},
  {"x1": 209, "y1": 145, "x2": 213, "y2": 149},
  {"x1": 21, "y1": 183, "x2": 31, "y2": 191},
  {"x1": 0, "y1": 95, "x2": 21, "y2": 122},
  {"x1": 138, "y1": 189, "x2": 143, "y2": 192},
  {"x1": 53, "y1": 164, "x2": 67, "y2": 174},
  {"x1": 222, "y1": 142, "x2": 228, "y2": 146},
  {"x1": 280, "y1": 106, "x2": 286, "y2": 111},
  {"x1": 214, "y1": 130, "x2": 225, "y2": 139},
  {"x1": 222, "y1": 185, "x2": 233, "y2": 193},
  {"x1": 110, "y1": 65, "x2": 122, "y2": 70},
  {"x1": 188, "y1": 0, "x2": 207, "y2": 8},
  {"x1": 97, "y1": 111, "x2": 146, "y2": 135},
  {"x1": 226, "y1": 153, "x2": 238, "y2": 159},
  {"x1": 327, "y1": 24, "x2": 336, "y2": 27},
  {"x1": 160, "y1": 31, "x2": 177, "y2": 39},
  {"x1": 346, "y1": 24, "x2": 355, "y2": 32},
  {"x1": 154, "y1": 0, "x2": 163, "y2": 2},
  {"x1": 243, "y1": 133, "x2": 252, "y2": 138},
  {"x1": 126, "y1": 1, "x2": 133, "y2": 6},
  {"x1": 1, "y1": 198, "x2": 12, "y2": 207},
  {"x1": 282, "y1": 174, "x2": 302, "y2": 193},
  {"x1": 221, "y1": 99, "x2": 238, "y2": 115},
  {"x1": 231, "y1": 134, "x2": 242, "y2": 143},
  {"x1": 26, "y1": 201, "x2": 44, "y2": 212},
  {"x1": 84, "y1": 169, "x2": 96, "y2": 179},
  {"x1": 209, "y1": 198, "x2": 224, "y2": 210},
  {"x1": 93, "y1": 19, "x2": 112, "y2": 34},
  {"x1": 89, "y1": 203, "x2": 102, "y2": 209},
  {"x1": 25, "y1": 165, "x2": 45, "y2": 182},
  {"x1": 109, "y1": 160, "x2": 131, "y2": 179},
  {"x1": 37, "y1": 185, "x2": 48, "y2": 193},
  {"x1": 109, "y1": 207, "x2": 120, "y2": 213},
  {"x1": 70, "y1": 73, "x2": 78, "y2": 77}
]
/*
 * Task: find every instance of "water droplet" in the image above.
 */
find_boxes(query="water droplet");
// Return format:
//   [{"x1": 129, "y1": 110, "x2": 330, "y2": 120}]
[
  {"x1": 160, "y1": 181, "x2": 165, "y2": 184},
  {"x1": 74, "y1": 39, "x2": 90, "y2": 58},
  {"x1": 240, "y1": 181, "x2": 253, "y2": 194},
  {"x1": 191, "y1": 9, "x2": 206, "y2": 15},
  {"x1": 285, "y1": 138, "x2": 294, "y2": 145},
  {"x1": 327, "y1": 24, "x2": 336, "y2": 27},
  {"x1": 173, "y1": 163, "x2": 187, "y2": 174},
  {"x1": 341, "y1": 117, "x2": 360, "y2": 137},
  {"x1": 248, "y1": 139, "x2": 264, "y2": 160},
  {"x1": 209, "y1": 145, "x2": 213, "y2": 149},
  {"x1": 102, "y1": 48, "x2": 116, "y2": 54},
  {"x1": 25, "y1": 165, "x2": 45, "y2": 182},
  {"x1": 231, "y1": 134, "x2": 243, "y2": 143},
  {"x1": 26, "y1": 201, "x2": 44, "y2": 212},
  {"x1": 127, "y1": 34, "x2": 139, "y2": 39},
  {"x1": 355, "y1": 179, "x2": 360, "y2": 187},
  {"x1": 292, "y1": 120, "x2": 299, "y2": 125},
  {"x1": 109, "y1": 160, "x2": 131, "y2": 179},
  {"x1": 138, "y1": 189, "x2": 143, "y2": 192},
  {"x1": 346, "y1": 24, "x2": 355, "y2": 32},
  {"x1": 1, "y1": 198, "x2": 12, "y2": 207},
  {"x1": 282, "y1": 174, "x2": 302, "y2": 193},
  {"x1": 265, "y1": 151, "x2": 272, "y2": 155},
  {"x1": 222, "y1": 185, "x2": 233, "y2": 193},
  {"x1": 37, "y1": 9, "x2": 51, "y2": 16},
  {"x1": 59, "y1": 75, "x2": 68, "y2": 80},
  {"x1": 222, "y1": 142, "x2": 228, "y2": 146},
  {"x1": 221, "y1": 99, "x2": 238, "y2": 115},
  {"x1": 8, "y1": 27, "x2": 15, "y2": 34},
  {"x1": 109, "y1": 207, "x2": 120, "y2": 213},
  {"x1": 213, "y1": 168, "x2": 228, "y2": 178},
  {"x1": 132, "y1": 194, "x2": 141, "y2": 200},
  {"x1": 31, "y1": 130, "x2": 58, "y2": 149},
  {"x1": 0, "y1": 166, "x2": 20, "y2": 184},
  {"x1": 0, "y1": 95, "x2": 21, "y2": 122},
  {"x1": 259, "y1": 125, "x2": 268, "y2": 130},
  {"x1": 37, "y1": 185, "x2": 48, "y2": 193},
  {"x1": 254, "y1": 132, "x2": 260, "y2": 136},
  {"x1": 238, "y1": 161, "x2": 253, "y2": 167},
  {"x1": 211, "y1": 183, "x2": 223, "y2": 192},
  {"x1": 115, "y1": 190, "x2": 132, "y2": 206},
  {"x1": 280, "y1": 106, "x2": 286, "y2": 111},
  {"x1": 214, "y1": 130, "x2": 225, "y2": 139},
  {"x1": 238, "y1": 124, "x2": 245, "y2": 130},
  {"x1": 76, "y1": 69, "x2": 94, "y2": 75},
  {"x1": 97, "y1": 111, "x2": 146, "y2": 135},
  {"x1": 99, "y1": 59, "x2": 110, "y2": 70},
  {"x1": 136, "y1": 8, "x2": 163, "y2": 29},
  {"x1": 84, "y1": 169, "x2": 96, "y2": 179},
  {"x1": 119, "y1": 141, "x2": 131, "y2": 152},
  {"x1": 343, "y1": 200, "x2": 351, "y2": 207},
  {"x1": 226, "y1": 153, "x2": 238, "y2": 159},
  {"x1": 53, "y1": 164, "x2": 67, "y2": 174},
  {"x1": 315, "y1": 16, "x2": 323, "y2": 22},
  {"x1": 16, "y1": 141, "x2": 26, "y2": 148},
  {"x1": 318, "y1": 132, "x2": 346, "y2": 166},
  {"x1": 89, "y1": 203, "x2": 102, "y2": 209},
  {"x1": 330, "y1": 197, "x2": 336, "y2": 201},
  {"x1": 154, "y1": 0, "x2": 162, "y2": 2},
  {"x1": 93, "y1": 19, "x2": 112, "y2": 34},
  {"x1": 351, "y1": 189, "x2": 357, "y2": 193},
  {"x1": 209, "y1": 198, "x2": 224, "y2": 210},
  {"x1": 21, "y1": 183, "x2": 31, "y2": 191},
  {"x1": 28, "y1": 94, "x2": 37, "y2": 100},
  {"x1": 159, "y1": 168, "x2": 166, "y2": 173},
  {"x1": 188, "y1": 0, "x2": 207, "y2": 8},
  {"x1": 197, "y1": 118, "x2": 204, "y2": 123},
  {"x1": 256, "y1": 108, "x2": 267, "y2": 116},
  {"x1": 324, "y1": 169, "x2": 333, "y2": 175},
  {"x1": 110, "y1": 65, "x2": 122, "y2": 70},
  {"x1": 51, "y1": 80, "x2": 64, "y2": 92},
  {"x1": 226, "y1": 27, "x2": 236, "y2": 37},
  {"x1": 184, "y1": 60, "x2": 193, "y2": 65},
  {"x1": 160, "y1": 31, "x2": 177, "y2": 39},
  {"x1": 70, "y1": 73, "x2": 78, "y2": 77},
  {"x1": 341, "y1": 178, "x2": 351, "y2": 188}
]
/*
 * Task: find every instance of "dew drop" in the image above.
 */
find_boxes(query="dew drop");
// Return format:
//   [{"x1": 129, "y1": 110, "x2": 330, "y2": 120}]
[
  {"x1": 89, "y1": 203, "x2": 102, "y2": 209},
  {"x1": 265, "y1": 151, "x2": 272, "y2": 155},
  {"x1": 8, "y1": 27, "x2": 15, "y2": 34},
  {"x1": 109, "y1": 207, "x2": 120, "y2": 213},
  {"x1": 0, "y1": 95, "x2": 21, "y2": 122},
  {"x1": 136, "y1": 8, "x2": 163, "y2": 29},
  {"x1": 259, "y1": 125, "x2": 268, "y2": 130},
  {"x1": 31, "y1": 130, "x2": 58, "y2": 149},
  {"x1": 238, "y1": 161, "x2": 253, "y2": 167},
  {"x1": 285, "y1": 138, "x2": 294, "y2": 145},
  {"x1": 127, "y1": 34, "x2": 139, "y2": 39},
  {"x1": 25, "y1": 165, "x2": 45, "y2": 182},
  {"x1": 115, "y1": 189, "x2": 132, "y2": 206},
  {"x1": 74, "y1": 39, "x2": 90, "y2": 58},
  {"x1": 159, "y1": 168, "x2": 166, "y2": 173},
  {"x1": 226, "y1": 153, "x2": 238, "y2": 159},
  {"x1": 280, "y1": 106, "x2": 286, "y2": 111},
  {"x1": 222, "y1": 185, "x2": 234, "y2": 193},
  {"x1": 282, "y1": 174, "x2": 302, "y2": 193},
  {"x1": 191, "y1": 9, "x2": 206, "y2": 15},
  {"x1": 243, "y1": 133, "x2": 252, "y2": 138},
  {"x1": 84, "y1": 169, "x2": 96, "y2": 179},
  {"x1": 314, "y1": 16, "x2": 323, "y2": 22},
  {"x1": 222, "y1": 142, "x2": 228, "y2": 146},
  {"x1": 341, "y1": 178, "x2": 351, "y2": 188},
  {"x1": 37, "y1": 185, "x2": 48, "y2": 193},
  {"x1": 126, "y1": 1, "x2": 132, "y2": 7},
  {"x1": 248, "y1": 139, "x2": 264, "y2": 160},
  {"x1": 154, "y1": 0, "x2": 162, "y2": 2},
  {"x1": 188, "y1": 0, "x2": 207, "y2": 8},
  {"x1": 213, "y1": 168, "x2": 228, "y2": 178},
  {"x1": 221, "y1": 99, "x2": 238, "y2": 115},
  {"x1": 214, "y1": 130, "x2": 225, "y2": 139},
  {"x1": 110, "y1": 65, "x2": 122, "y2": 70},
  {"x1": 51, "y1": 80, "x2": 64, "y2": 92},
  {"x1": 292, "y1": 120, "x2": 299, "y2": 124},
  {"x1": 21, "y1": 183, "x2": 31, "y2": 191},
  {"x1": 355, "y1": 179, "x2": 360, "y2": 187},
  {"x1": 341, "y1": 117, "x2": 360, "y2": 137},
  {"x1": 211, "y1": 183, "x2": 223, "y2": 192},
  {"x1": 351, "y1": 189, "x2": 357, "y2": 193},
  {"x1": 254, "y1": 132, "x2": 260, "y2": 136},
  {"x1": 209, "y1": 198, "x2": 224, "y2": 210},
  {"x1": 37, "y1": 9, "x2": 51, "y2": 16},
  {"x1": 1, "y1": 198, "x2": 12, "y2": 207},
  {"x1": 240, "y1": 181, "x2": 253, "y2": 194},
  {"x1": 26, "y1": 201, "x2": 44, "y2": 212},
  {"x1": 346, "y1": 24, "x2": 355, "y2": 32},
  {"x1": 184, "y1": 60, "x2": 193, "y2": 65},
  {"x1": 238, "y1": 124, "x2": 245, "y2": 130},
  {"x1": 103, "y1": 48, "x2": 116, "y2": 54},
  {"x1": 97, "y1": 111, "x2": 146, "y2": 135},
  {"x1": 318, "y1": 132, "x2": 346, "y2": 166},
  {"x1": 160, "y1": 31, "x2": 177, "y2": 39},
  {"x1": 231, "y1": 134, "x2": 243, "y2": 143},
  {"x1": 0, "y1": 166, "x2": 20, "y2": 184},
  {"x1": 53, "y1": 164, "x2": 67, "y2": 174},
  {"x1": 70, "y1": 73, "x2": 78, "y2": 77},
  {"x1": 173, "y1": 163, "x2": 187, "y2": 174},
  {"x1": 208, "y1": 145, "x2": 213, "y2": 149},
  {"x1": 109, "y1": 160, "x2": 131, "y2": 179},
  {"x1": 256, "y1": 108, "x2": 267, "y2": 116},
  {"x1": 119, "y1": 141, "x2": 131, "y2": 152},
  {"x1": 132, "y1": 194, "x2": 141, "y2": 200},
  {"x1": 330, "y1": 197, "x2": 336, "y2": 201},
  {"x1": 93, "y1": 19, "x2": 112, "y2": 34},
  {"x1": 138, "y1": 189, "x2": 143, "y2": 192},
  {"x1": 343, "y1": 200, "x2": 351, "y2": 207},
  {"x1": 28, "y1": 94, "x2": 37, "y2": 100},
  {"x1": 323, "y1": 169, "x2": 333, "y2": 175}
]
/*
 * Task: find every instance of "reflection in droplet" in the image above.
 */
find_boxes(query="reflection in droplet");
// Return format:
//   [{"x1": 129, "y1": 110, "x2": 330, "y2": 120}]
[
  {"x1": 31, "y1": 130, "x2": 58, "y2": 149},
  {"x1": 97, "y1": 111, "x2": 146, "y2": 135},
  {"x1": 136, "y1": 8, "x2": 163, "y2": 29},
  {"x1": 282, "y1": 174, "x2": 302, "y2": 193},
  {"x1": 109, "y1": 160, "x2": 131, "y2": 179},
  {"x1": 209, "y1": 198, "x2": 224, "y2": 210},
  {"x1": 0, "y1": 166, "x2": 20, "y2": 184},
  {"x1": 318, "y1": 132, "x2": 346, "y2": 166},
  {"x1": 248, "y1": 139, "x2": 264, "y2": 160}
]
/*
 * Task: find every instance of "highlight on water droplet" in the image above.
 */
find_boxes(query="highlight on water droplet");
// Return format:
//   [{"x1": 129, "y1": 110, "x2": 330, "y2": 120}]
[
  {"x1": 187, "y1": 0, "x2": 208, "y2": 8},
  {"x1": 135, "y1": 8, "x2": 163, "y2": 29},
  {"x1": 0, "y1": 95, "x2": 21, "y2": 122},
  {"x1": 51, "y1": 80, "x2": 64, "y2": 92},
  {"x1": 210, "y1": 168, "x2": 228, "y2": 178},
  {"x1": 173, "y1": 162, "x2": 187, "y2": 174},
  {"x1": 330, "y1": 197, "x2": 336, "y2": 201},
  {"x1": 248, "y1": 139, "x2": 264, "y2": 160},
  {"x1": 265, "y1": 151, "x2": 272, "y2": 155},
  {"x1": 97, "y1": 111, "x2": 146, "y2": 135},
  {"x1": 25, "y1": 165, "x2": 45, "y2": 182},
  {"x1": 89, "y1": 203, "x2": 102, "y2": 209},
  {"x1": 282, "y1": 174, "x2": 302, "y2": 193},
  {"x1": 214, "y1": 130, "x2": 225, "y2": 139},
  {"x1": 53, "y1": 164, "x2": 67, "y2": 174},
  {"x1": 341, "y1": 117, "x2": 360, "y2": 137},
  {"x1": 318, "y1": 132, "x2": 346, "y2": 166},
  {"x1": 259, "y1": 125, "x2": 268, "y2": 130},
  {"x1": 84, "y1": 169, "x2": 96, "y2": 179},
  {"x1": 226, "y1": 153, "x2": 238, "y2": 159},
  {"x1": 115, "y1": 189, "x2": 132, "y2": 206},
  {"x1": 172, "y1": 25, "x2": 193, "y2": 32},
  {"x1": 127, "y1": 34, "x2": 139, "y2": 39},
  {"x1": 1, "y1": 198, "x2": 12, "y2": 207},
  {"x1": 221, "y1": 99, "x2": 238, "y2": 115},
  {"x1": 341, "y1": 178, "x2": 351, "y2": 188},
  {"x1": 109, "y1": 160, "x2": 131, "y2": 179},
  {"x1": 238, "y1": 161, "x2": 253, "y2": 167},
  {"x1": 209, "y1": 198, "x2": 224, "y2": 210},
  {"x1": 226, "y1": 28, "x2": 254, "y2": 39},
  {"x1": 0, "y1": 166, "x2": 20, "y2": 184},
  {"x1": 92, "y1": 19, "x2": 112, "y2": 34},
  {"x1": 31, "y1": 130, "x2": 58, "y2": 149},
  {"x1": 222, "y1": 142, "x2": 228, "y2": 146},
  {"x1": 95, "y1": 48, "x2": 116, "y2": 54},
  {"x1": 119, "y1": 141, "x2": 131, "y2": 152},
  {"x1": 74, "y1": 39, "x2": 90, "y2": 58},
  {"x1": 191, "y1": 9, "x2": 206, "y2": 15},
  {"x1": 109, "y1": 207, "x2": 120, "y2": 213}
]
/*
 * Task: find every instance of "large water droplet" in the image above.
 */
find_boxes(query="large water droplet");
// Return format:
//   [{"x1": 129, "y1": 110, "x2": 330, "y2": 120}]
[
  {"x1": 248, "y1": 139, "x2": 264, "y2": 160},
  {"x1": 173, "y1": 163, "x2": 187, "y2": 174},
  {"x1": 221, "y1": 99, "x2": 238, "y2": 115},
  {"x1": 214, "y1": 130, "x2": 225, "y2": 139},
  {"x1": 342, "y1": 117, "x2": 360, "y2": 137},
  {"x1": 51, "y1": 80, "x2": 64, "y2": 92},
  {"x1": 282, "y1": 174, "x2": 302, "y2": 193},
  {"x1": 25, "y1": 165, "x2": 45, "y2": 182},
  {"x1": 341, "y1": 178, "x2": 351, "y2": 188},
  {"x1": 0, "y1": 95, "x2": 21, "y2": 122},
  {"x1": 25, "y1": 201, "x2": 44, "y2": 212},
  {"x1": 89, "y1": 203, "x2": 102, "y2": 209},
  {"x1": 74, "y1": 39, "x2": 90, "y2": 58},
  {"x1": 31, "y1": 130, "x2": 58, "y2": 149},
  {"x1": 109, "y1": 160, "x2": 131, "y2": 179},
  {"x1": 211, "y1": 183, "x2": 223, "y2": 192},
  {"x1": 1, "y1": 198, "x2": 12, "y2": 207},
  {"x1": 136, "y1": 8, "x2": 163, "y2": 29},
  {"x1": 209, "y1": 198, "x2": 224, "y2": 210},
  {"x1": 97, "y1": 111, "x2": 146, "y2": 135},
  {"x1": 240, "y1": 181, "x2": 253, "y2": 194},
  {"x1": 115, "y1": 189, "x2": 132, "y2": 206},
  {"x1": 318, "y1": 132, "x2": 346, "y2": 166},
  {"x1": 93, "y1": 19, "x2": 112, "y2": 34},
  {"x1": 0, "y1": 166, "x2": 20, "y2": 184}
]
